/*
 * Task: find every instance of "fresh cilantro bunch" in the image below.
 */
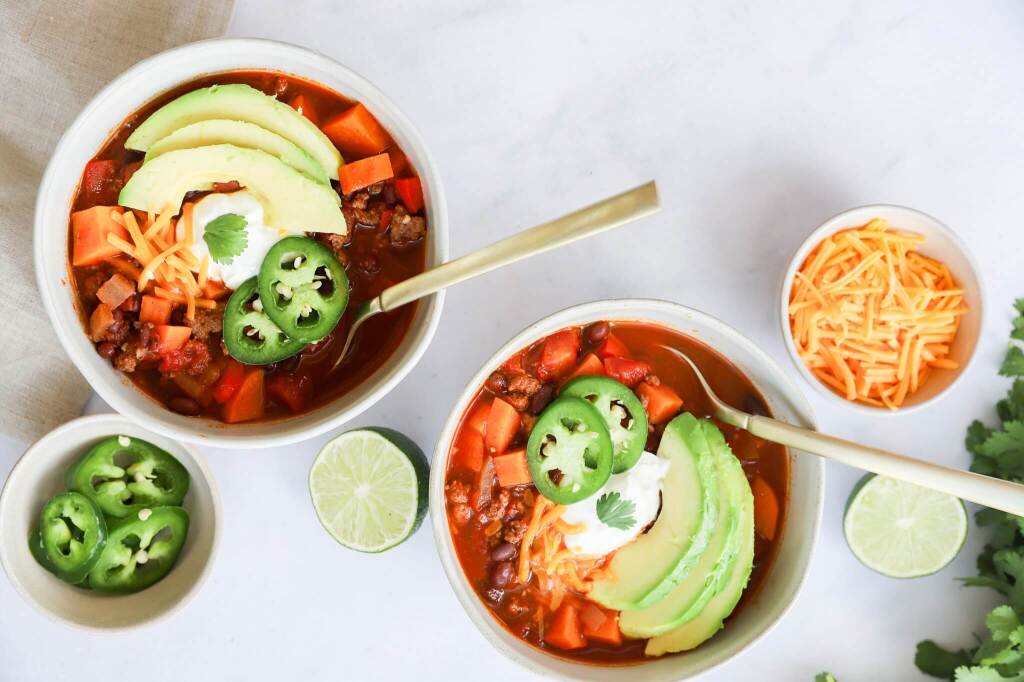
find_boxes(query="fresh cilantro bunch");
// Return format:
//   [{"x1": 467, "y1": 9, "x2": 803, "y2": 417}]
[{"x1": 916, "y1": 299, "x2": 1024, "y2": 682}]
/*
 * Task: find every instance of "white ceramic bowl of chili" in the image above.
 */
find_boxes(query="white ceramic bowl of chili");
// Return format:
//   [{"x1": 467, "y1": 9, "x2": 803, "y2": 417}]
[
  {"x1": 778, "y1": 204, "x2": 984, "y2": 415},
  {"x1": 429, "y1": 299, "x2": 825, "y2": 681},
  {"x1": 0, "y1": 414, "x2": 221, "y2": 630},
  {"x1": 33, "y1": 38, "x2": 448, "y2": 448}
]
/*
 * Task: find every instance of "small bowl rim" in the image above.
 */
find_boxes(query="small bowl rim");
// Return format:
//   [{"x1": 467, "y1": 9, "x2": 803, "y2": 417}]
[
  {"x1": 0, "y1": 413, "x2": 223, "y2": 632},
  {"x1": 778, "y1": 203, "x2": 985, "y2": 416},
  {"x1": 429, "y1": 298, "x2": 824, "y2": 680},
  {"x1": 32, "y1": 37, "x2": 449, "y2": 448}
]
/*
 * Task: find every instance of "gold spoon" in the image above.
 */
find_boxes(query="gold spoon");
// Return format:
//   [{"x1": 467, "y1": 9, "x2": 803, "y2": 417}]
[
  {"x1": 663, "y1": 345, "x2": 1024, "y2": 516},
  {"x1": 330, "y1": 182, "x2": 660, "y2": 371}
]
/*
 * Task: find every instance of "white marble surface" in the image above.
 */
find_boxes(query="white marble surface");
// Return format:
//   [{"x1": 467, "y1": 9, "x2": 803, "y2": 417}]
[{"x1": 2, "y1": 1, "x2": 1023, "y2": 680}]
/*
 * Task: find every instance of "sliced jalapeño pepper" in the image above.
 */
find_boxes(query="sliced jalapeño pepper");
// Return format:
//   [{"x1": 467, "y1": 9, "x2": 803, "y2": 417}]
[
  {"x1": 65, "y1": 435, "x2": 190, "y2": 518},
  {"x1": 88, "y1": 506, "x2": 189, "y2": 594},
  {"x1": 223, "y1": 276, "x2": 306, "y2": 364},
  {"x1": 526, "y1": 396, "x2": 613, "y2": 504},
  {"x1": 29, "y1": 492, "x2": 107, "y2": 583},
  {"x1": 258, "y1": 236, "x2": 349, "y2": 344},
  {"x1": 561, "y1": 375, "x2": 649, "y2": 473}
]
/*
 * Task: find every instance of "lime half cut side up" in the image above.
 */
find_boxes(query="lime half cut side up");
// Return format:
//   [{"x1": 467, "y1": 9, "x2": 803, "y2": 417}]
[
  {"x1": 310, "y1": 428, "x2": 429, "y2": 553},
  {"x1": 843, "y1": 474, "x2": 967, "y2": 579}
]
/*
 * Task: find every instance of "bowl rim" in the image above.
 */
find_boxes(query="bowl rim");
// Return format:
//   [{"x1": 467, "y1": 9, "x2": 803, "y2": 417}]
[
  {"x1": 32, "y1": 37, "x2": 449, "y2": 448},
  {"x1": 777, "y1": 203, "x2": 985, "y2": 416},
  {"x1": 0, "y1": 413, "x2": 223, "y2": 632},
  {"x1": 428, "y1": 298, "x2": 824, "y2": 680}
]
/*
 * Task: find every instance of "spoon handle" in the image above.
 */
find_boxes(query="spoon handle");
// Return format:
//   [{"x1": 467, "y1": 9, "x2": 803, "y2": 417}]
[
  {"x1": 376, "y1": 181, "x2": 660, "y2": 312},
  {"x1": 746, "y1": 415, "x2": 1024, "y2": 516}
]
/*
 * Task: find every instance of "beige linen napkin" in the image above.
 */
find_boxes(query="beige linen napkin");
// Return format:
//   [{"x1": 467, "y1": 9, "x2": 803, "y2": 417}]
[{"x1": 0, "y1": 0, "x2": 234, "y2": 443}]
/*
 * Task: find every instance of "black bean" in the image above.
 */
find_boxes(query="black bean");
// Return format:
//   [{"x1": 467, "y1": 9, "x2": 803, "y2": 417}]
[
  {"x1": 96, "y1": 342, "x2": 117, "y2": 359},
  {"x1": 168, "y1": 397, "x2": 201, "y2": 416},
  {"x1": 529, "y1": 383, "x2": 554, "y2": 414},
  {"x1": 583, "y1": 321, "x2": 610, "y2": 345},
  {"x1": 491, "y1": 542, "x2": 517, "y2": 562},
  {"x1": 490, "y1": 560, "x2": 515, "y2": 588},
  {"x1": 485, "y1": 372, "x2": 507, "y2": 393}
]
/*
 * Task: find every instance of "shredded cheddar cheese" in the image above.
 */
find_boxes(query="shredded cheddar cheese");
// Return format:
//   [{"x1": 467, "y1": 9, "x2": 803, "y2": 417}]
[
  {"x1": 104, "y1": 204, "x2": 206, "y2": 321},
  {"x1": 789, "y1": 219, "x2": 965, "y2": 409}
]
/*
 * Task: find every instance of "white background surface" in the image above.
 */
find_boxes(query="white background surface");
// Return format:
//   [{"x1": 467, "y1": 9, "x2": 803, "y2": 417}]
[{"x1": 2, "y1": 1, "x2": 1023, "y2": 680}]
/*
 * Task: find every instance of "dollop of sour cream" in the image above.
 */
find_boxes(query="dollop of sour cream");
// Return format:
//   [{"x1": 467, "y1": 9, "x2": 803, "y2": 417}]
[
  {"x1": 560, "y1": 451, "x2": 671, "y2": 557},
  {"x1": 178, "y1": 191, "x2": 288, "y2": 289}
]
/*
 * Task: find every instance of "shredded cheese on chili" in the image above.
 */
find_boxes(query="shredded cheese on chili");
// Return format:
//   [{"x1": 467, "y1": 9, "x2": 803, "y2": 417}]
[
  {"x1": 104, "y1": 204, "x2": 208, "y2": 320},
  {"x1": 788, "y1": 218, "x2": 966, "y2": 409}
]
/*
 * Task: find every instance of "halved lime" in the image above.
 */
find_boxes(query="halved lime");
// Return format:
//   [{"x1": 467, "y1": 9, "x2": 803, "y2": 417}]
[
  {"x1": 843, "y1": 474, "x2": 967, "y2": 578},
  {"x1": 309, "y1": 427, "x2": 429, "y2": 553}
]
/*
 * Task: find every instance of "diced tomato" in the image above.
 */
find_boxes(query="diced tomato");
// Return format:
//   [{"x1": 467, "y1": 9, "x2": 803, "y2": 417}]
[
  {"x1": 565, "y1": 353, "x2": 605, "y2": 382},
  {"x1": 751, "y1": 477, "x2": 780, "y2": 541},
  {"x1": 493, "y1": 449, "x2": 531, "y2": 487},
  {"x1": 484, "y1": 397, "x2": 520, "y2": 454},
  {"x1": 580, "y1": 604, "x2": 622, "y2": 646},
  {"x1": 139, "y1": 295, "x2": 173, "y2": 325},
  {"x1": 502, "y1": 351, "x2": 524, "y2": 374},
  {"x1": 154, "y1": 325, "x2": 191, "y2": 352},
  {"x1": 158, "y1": 340, "x2": 210, "y2": 374},
  {"x1": 394, "y1": 176, "x2": 424, "y2": 213},
  {"x1": 213, "y1": 358, "x2": 248, "y2": 404},
  {"x1": 537, "y1": 328, "x2": 581, "y2": 382},
  {"x1": 72, "y1": 206, "x2": 128, "y2": 266},
  {"x1": 266, "y1": 373, "x2": 313, "y2": 413},
  {"x1": 545, "y1": 604, "x2": 587, "y2": 650},
  {"x1": 637, "y1": 383, "x2": 684, "y2": 424},
  {"x1": 595, "y1": 334, "x2": 630, "y2": 359},
  {"x1": 603, "y1": 357, "x2": 652, "y2": 388},
  {"x1": 322, "y1": 103, "x2": 391, "y2": 159},
  {"x1": 377, "y1": 207, "x2": 394, "y2": 233},
  {"x1": 454, "y1": 430, "x2": 485, "y2": 472},
  {"x1": 289, "y1": 93, "x2": 318, "y2": 124},
  {"x1": 470, "y1": 456, "x2": 496, "y2": 511},
  {"x1": 89, "y1": 303, "x2": 115, "y2": 342},
  {"x1": 82, "y1": 159, "x2": 122, "y2": 204},
  {"x1": 222, "y1": 368, "x2": 265, "y2": 424}
]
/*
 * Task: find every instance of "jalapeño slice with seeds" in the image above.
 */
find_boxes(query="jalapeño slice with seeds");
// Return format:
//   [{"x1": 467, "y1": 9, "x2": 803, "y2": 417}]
[
  {"x1": 223, "y1": 276, "x2": 306, "y2": 364},
  {"x1": 30, "y1": 492, "x2": 107, "y2": 583},
  {"x1": 258, "y1": 236, "x2": 349, "y2": 344},
  {"x1": 65, "y1": 435, "x2": 190, "y2": 518},
  {"x1": 88, "y1": 506, "x2": 190, "y2": 593},
  {"x1": 561, "y1": 375, "x2": 649, "y2": 473},
  {"x1": 526, "y1": 396, "x2": 613, "y2": 505}
]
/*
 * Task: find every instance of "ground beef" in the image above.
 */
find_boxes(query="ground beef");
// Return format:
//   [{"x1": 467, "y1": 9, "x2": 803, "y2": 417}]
[
  {"x1": 446, "y1": 480, "x2": 470, "y2": 505},
  {"x1": 315, "y1": 232, "x2": 350, "y2": 266},
  {"x1": 343, "y1": 191, "x2": 384, "y2": 228},
  {"x1": 503, "y1": 518, "x2": 528, "y2": 545},
  {"x1": 389, "y1": 205, "x2": 427, "y2": 246},
  {"x1": 187, "y1": 304, "x2": 223, "y2": 341},
  {"x1": 478, "y1": 489, "x2": 510, "y2": 527},
  {"x1": 99, "y1": 308, "x2": 131, "y2": 345},
  {"x1": 79, "y1": 269, "x2": 108, "y2": 303},
  {"x1": 111, "y1": 321, "x2": 160, "y2": 373},
  {"x1": 506, "y1": 373, "x2": 542, "y2": 396},
  {"x1": 503, "y1": 392, "x2": 530, "y2": 412},
  {"x1": 506, "y1": 596, "x2": 530, "y2": 618}
]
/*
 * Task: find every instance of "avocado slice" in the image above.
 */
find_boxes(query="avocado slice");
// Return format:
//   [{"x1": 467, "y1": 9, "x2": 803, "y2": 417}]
[
  {"x1": 125, "y1": 84, "x2": 342, "y2": 181},
  {"x1": 145, "y1": 119, "x2": 330, "y2": 185},
  {"x1": 118, "y1": 144, "x2": 346, "y2": 235},
  {"x1": 644, "y1": 423, "x2": 755, "y2": 656},
  {"x1": 588, "y1": 412, "x2": 719, "y2": 611},
  {"x1": 619, "y1": 419, "x2": 749, "y2": 638}
]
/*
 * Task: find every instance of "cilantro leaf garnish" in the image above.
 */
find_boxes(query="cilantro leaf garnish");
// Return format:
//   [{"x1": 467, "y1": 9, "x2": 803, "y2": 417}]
[
  {"x1": 595, "y1": 491, "x2": 636, "y2": 531},
  {"x1": 913, "y1": 301, "x2": 1024, "y2": 681},
  {"x1": 203, "y1": 213, "x2": 248, "y2": 264}
]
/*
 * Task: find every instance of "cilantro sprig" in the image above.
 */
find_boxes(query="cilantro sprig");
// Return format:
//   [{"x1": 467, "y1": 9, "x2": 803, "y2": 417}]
[
  {"x1": 203, "y1": 213, "x2": 248, "y2": 264},
  {"x1": 915, "y1": 299, "x2": 1024, "y2": 681},
  {"x1": 596, "y1": 491, "x2": 636, "y2": 531}
]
